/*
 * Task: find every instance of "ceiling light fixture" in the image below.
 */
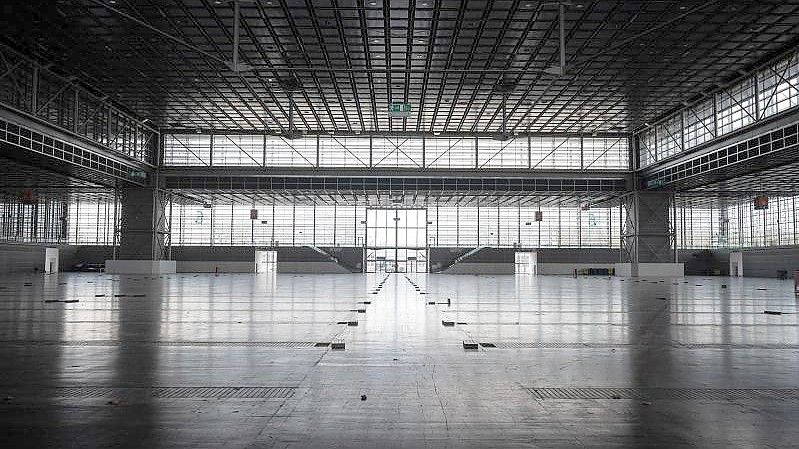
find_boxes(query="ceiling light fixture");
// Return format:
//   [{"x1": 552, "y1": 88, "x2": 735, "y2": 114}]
[
  {"x1": 225, "y1": 0, "x2": 254, "y2": 72},
  {"x1": 543, "y1": 2, "x2": 568, "y2": 76}
]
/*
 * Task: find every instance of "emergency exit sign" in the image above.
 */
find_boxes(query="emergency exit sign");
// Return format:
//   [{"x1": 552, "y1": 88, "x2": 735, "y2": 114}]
[
  {"x1": 128, "y1": 169, "x2": 147, "y2": 180},
  {"x1": 388, "y1": 102, "x2": 411, "y2": 117}
]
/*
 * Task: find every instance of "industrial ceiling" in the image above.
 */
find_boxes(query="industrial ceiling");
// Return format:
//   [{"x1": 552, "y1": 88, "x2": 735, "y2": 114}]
[{"x1": 3, "y1": 0, "x2": 799, "y2": 135}]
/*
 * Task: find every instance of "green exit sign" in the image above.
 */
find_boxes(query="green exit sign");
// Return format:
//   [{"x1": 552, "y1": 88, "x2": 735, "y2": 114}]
[
  {"x1": 388, "y1": 102, "x2": 411, "y2": 117},
  {"x1": 128, "y1": 169, "x2": 147, "y2": 180}
]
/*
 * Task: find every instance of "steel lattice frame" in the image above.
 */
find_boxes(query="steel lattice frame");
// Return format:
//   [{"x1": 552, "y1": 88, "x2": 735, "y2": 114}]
[{"x1": 4, "y1": 0, "x2": 799, "y2": 134}]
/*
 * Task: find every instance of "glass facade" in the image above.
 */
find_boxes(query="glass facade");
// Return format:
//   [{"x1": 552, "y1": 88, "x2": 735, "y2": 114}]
[
  {"x1": 168, "y1": 202, "x2": 623, "y2": 249},
  {"x1": 0, "y1": 192, "x2": 117, "y2": 245},
  {"x1": 4, "y1": 192, "x2": 798, "y2": 252},
  {"x1": 163, "y1": 134, "x2": 629, "y2": 170},
  {"x1": 637, "y1": 49, "x2": 799, "y2": 168},
  {"x1": 676, "y1": 195, "x2": 799, "y2": 249}
]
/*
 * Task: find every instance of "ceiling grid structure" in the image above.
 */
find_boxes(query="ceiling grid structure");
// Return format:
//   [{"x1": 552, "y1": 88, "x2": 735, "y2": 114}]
[{"x1": 2, "y1": 0, "x2": 798, "y2": 136}]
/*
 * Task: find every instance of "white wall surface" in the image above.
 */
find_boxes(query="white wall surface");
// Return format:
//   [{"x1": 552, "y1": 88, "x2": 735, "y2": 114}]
[
  {"x1": 730, "y1": 252, "x2": 743, "y2": 277},
  {"x1": 44, "y1": 248, "x2": 59, "y2": 273}
]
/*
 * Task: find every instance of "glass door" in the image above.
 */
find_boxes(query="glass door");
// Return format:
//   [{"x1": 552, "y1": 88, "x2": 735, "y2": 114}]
[{"x1": 365, "y1": 209, "x2": 428, "y2": 273}]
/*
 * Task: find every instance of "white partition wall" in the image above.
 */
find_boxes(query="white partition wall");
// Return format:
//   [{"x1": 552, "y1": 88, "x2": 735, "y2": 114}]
[
  {"x1": 730, "y1": 252, "x2": 743, "y2": 277},
  {"x1": 44, "y1": 247, "x2": 58, "y2": 273},
  {"x1": 515, "y1": 252, "x2": 537, "y2": 275},
  {"x1": 255, "y1": 250, "x2": 277, "y2": 273}
]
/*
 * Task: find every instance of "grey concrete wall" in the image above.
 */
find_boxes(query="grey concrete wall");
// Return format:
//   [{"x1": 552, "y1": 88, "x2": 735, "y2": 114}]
[
  {"x1": 432, "y1": 247, "x2": 619, "y2": 265},
  {"x1": 442, "y1": 262, "x2": 514, "y2": 274},
  {"x1": 0, "y1": 243, "x2": 47, "y2": 273},
  {"x1": 0, "y1": 244, "x2": 96, "y2": 273},
  {"x1": 678, "y1": 248, "x2": 799, "y2": 278},
  {"x1": 31, "y1": 244, "x2": 796, "y2": 278},
  {"x1": 537, "y1": 248, "x2": 619, "y2": 263},
  {"x1": 320, "y1": 247, "x2": 364, "y2": 272},
  {"x1": 737, "y1": 248, "x2": 799, "y2": 278},
  {"x1": 171, "y1": 246, "x2": 255, "y2": 262},
  {"x1": 169, "y1": 246, "x2": 360, "y2": 273},
  {"x1": 175, "y1": 261, "x2": 254, "y2": 273},
  {"x1": 71, "y1": 246, "x2": 114, "y2": 266},
  {"x1": 435, "y1": 247, "x2": 620, "y2": 274},
  {"x1": 679, "y1": 249, "x2": 729, "y2": 276},
  {"x1": 429, "y1": 247, "x2": 471, "y2": 272},
  {"x1": 277, "y1": 262, "x2": 351, "y2": 274}
]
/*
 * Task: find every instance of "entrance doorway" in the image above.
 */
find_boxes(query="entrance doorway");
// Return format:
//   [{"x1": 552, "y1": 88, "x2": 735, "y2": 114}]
[
  {"x1": 255, "y1": 250, "x2": 277, "y2": 273},
  {"x1": 44, "y1": 247, "x2": 59, "y2": 274},
  {"x1": 365, "y1": 208, "x2": 428, "y2": 273},
  {"x1": 515, "y1": 251, "x2": 537, "y2": 275},
  {"x1": 366, "y1": 248, "x2": 428, "y2": 273},
  {"x1": 730, "y1": 251, "x2": 743, "y2": 277}
]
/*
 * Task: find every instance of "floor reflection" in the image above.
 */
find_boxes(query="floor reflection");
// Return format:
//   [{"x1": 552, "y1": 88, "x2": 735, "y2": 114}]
[{"x1": 0, "y1": 272, "x2": 797, "y2": 448}]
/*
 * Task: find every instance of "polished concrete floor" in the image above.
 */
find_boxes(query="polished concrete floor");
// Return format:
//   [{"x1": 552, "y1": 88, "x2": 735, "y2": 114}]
[{"x1": 0, "y1": 272, "x2": 798, "y2": 448}]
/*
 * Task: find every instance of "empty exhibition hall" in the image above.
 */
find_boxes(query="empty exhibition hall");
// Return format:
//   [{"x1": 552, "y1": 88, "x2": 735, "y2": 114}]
[{"x1": 3, "y1": 0, "x2": 799, "y2": 447}]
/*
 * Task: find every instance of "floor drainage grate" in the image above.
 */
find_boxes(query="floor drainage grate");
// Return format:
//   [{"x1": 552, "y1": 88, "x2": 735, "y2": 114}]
[
  {"x1": 45, "y1": 386, "x2": 296, "y2": 399},
  {"x1": 1, "y1": 340, "x2": 320, "y2": 348},
  {"x1": 483, "y1": 342, "x2": 799, "y2": 350},
  {"x1": 53, "y1": 387, "x2": 117, "y2": 398},
  {"x1": 678, "y1": 343, "x2": 799, "y2": 349},
  {"x1": 156, "y1": 341, "x2": 318, "y2": 348},
  {"x1": 152, "y1": 386, "x2": 295, "y2": 399},
  {"x1": 527, "y1": 388, "x2": 799, "y2": 400},
  {"x1": 491, "y1": 342, "x2": 625, "y2": 349}
]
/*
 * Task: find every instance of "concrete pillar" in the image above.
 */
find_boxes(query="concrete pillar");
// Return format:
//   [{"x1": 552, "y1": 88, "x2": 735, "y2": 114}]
[
  {"x1": 117, "y1": 186, "x2": 167, "y2": 260},
  {"x1": 636, "y1": 192, "x2": 674, "y2": 263},
  {"x1": 621, "y1": 191, "x2": 682, "y2": 276}
]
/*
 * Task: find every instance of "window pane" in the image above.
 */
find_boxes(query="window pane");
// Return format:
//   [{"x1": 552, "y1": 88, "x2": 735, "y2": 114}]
[
  {"x1": 478, "y1": 138, "x2": 528, "y2": 169},
  {"x1": 716, "y1": 78, "x2": 756, "y2": 135},
  {"x1": 583, "y1": 137, "x2": 629, "y2": 170},
  {"x1": 758, "y1": 52, "x2": 799, "y2": 119},
  {"x1": 163, "y1": 134, "x2": 210, "y2": 166},
  {"x1": 425, "y1": 137, "x2": 475, "y2": 168},
  {"x1": 530, "y1": 136, "x2": 581, "y2": 169},
  {"x1": 372, "y1": 137, "x2": 423, "y2": 168},
  {"x1": 212, "y1": 134, "x2": 263, "y2": 166},
  {"x1": 318, "y1": 136, "x2": 370, "y2": 167},
  {"x1": 683, "y1": 98, "x2": 715, "y2": 149},
  {"x1": 265, "y1": 137, "x2": 316, "y2": 167}
]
